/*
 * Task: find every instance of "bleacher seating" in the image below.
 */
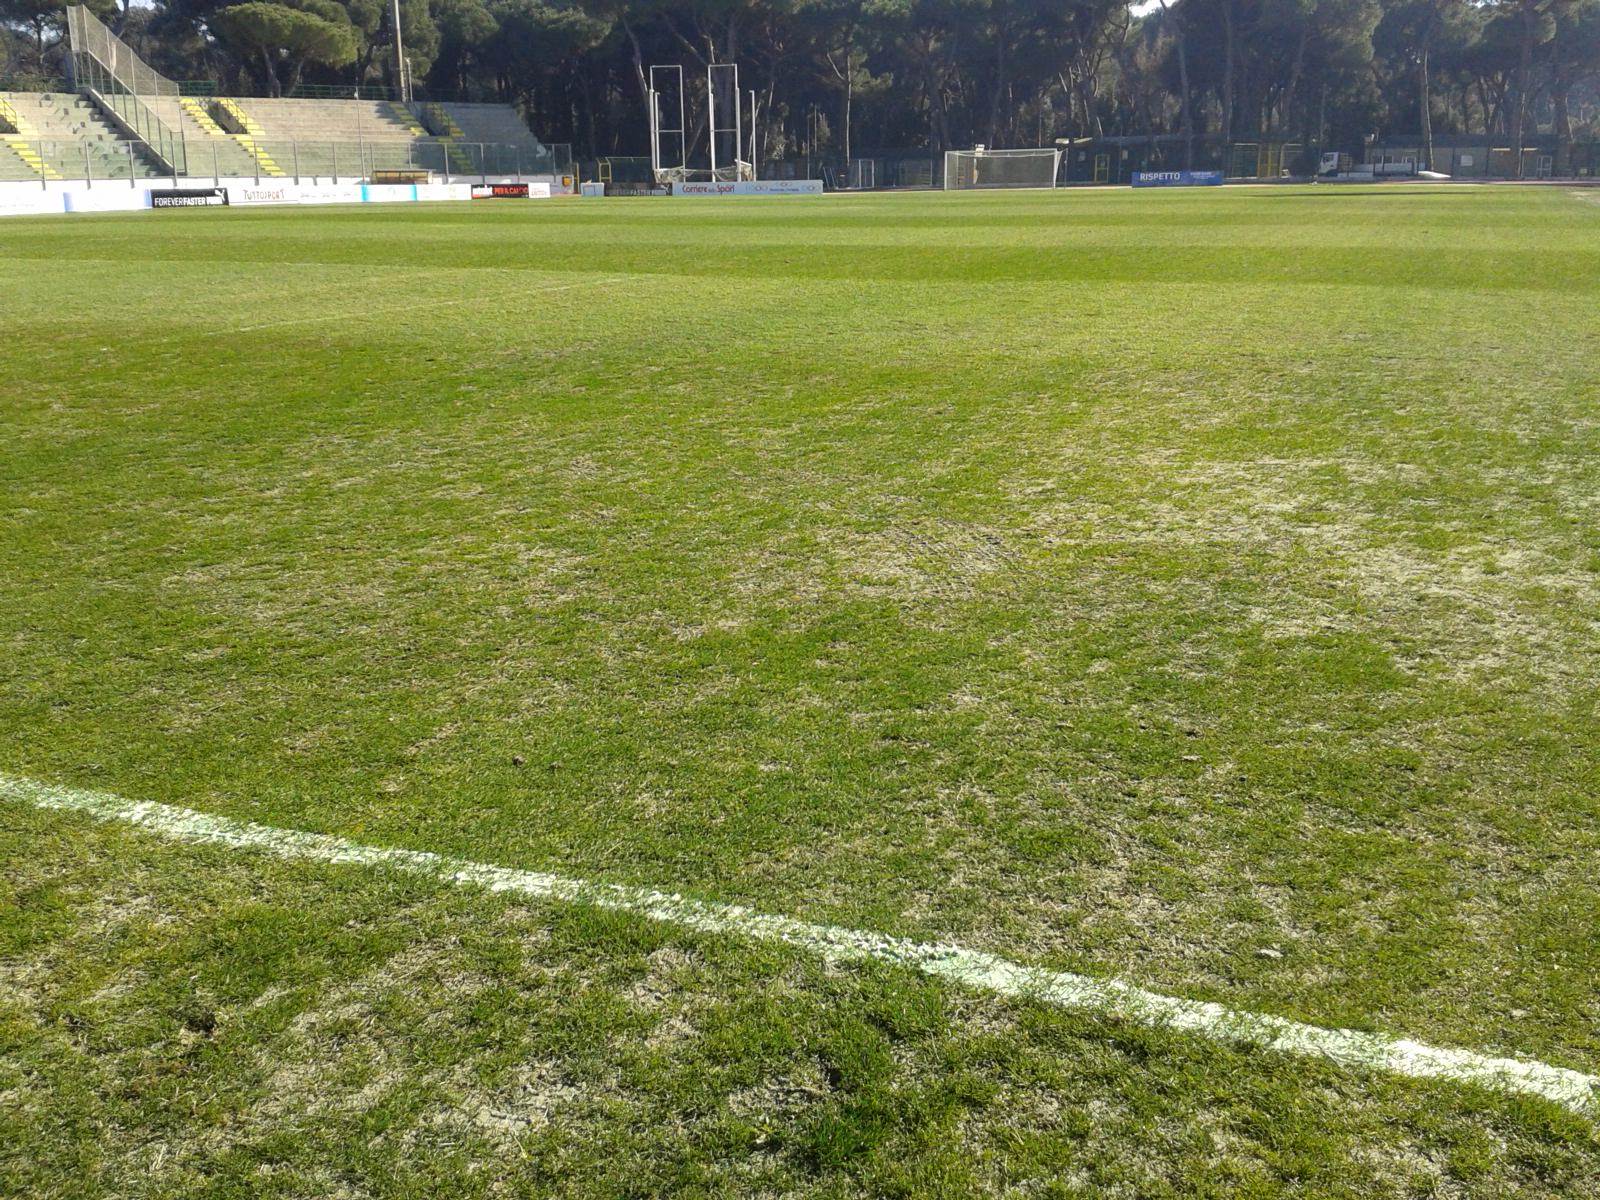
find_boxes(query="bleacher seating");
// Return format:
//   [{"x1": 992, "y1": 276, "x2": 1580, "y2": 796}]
[
  {"x1": 13, "y1": 8, "x2": 559, "y2": 187},
  {"x1": 232, "y1": 98, "x2": 418, "y2": 143},
  {"x1": 434, "y1": 103, "x2": 543, "y2": 151},
  {"x1": 0, "y1": 89, "x2": 554, "y2": 184},
  {"x1": 416, "y1": 101, "x2": 551, "y2": 174},
  {"x1": 211, "y1": 98, "x2": 442, "y2": 177},
  {"x1": 0, "y1": 92, "x2": 164, "y2": 181}
]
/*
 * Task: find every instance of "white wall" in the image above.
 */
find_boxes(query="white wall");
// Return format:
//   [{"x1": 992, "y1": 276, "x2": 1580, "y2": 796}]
[{"x1": 0, "y1": 178, "x2": 564, "y2": 218}]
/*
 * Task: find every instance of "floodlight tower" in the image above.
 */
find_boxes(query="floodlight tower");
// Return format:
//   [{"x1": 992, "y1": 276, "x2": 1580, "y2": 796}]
[
  {"x1": 648, "y1": 64, "x2": 685, "y2": 182},
  {"x1": 707, "y1": 63, "x2": 741, "y2": 179},
  {"x1": 390, "y1": 0, "x2": 410, "y2": 102}
]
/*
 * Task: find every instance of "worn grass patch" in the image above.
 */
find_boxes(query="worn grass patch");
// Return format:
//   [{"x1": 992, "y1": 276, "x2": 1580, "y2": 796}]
[{"x1": 3, "y1": 185, "x2": 1600, "y2": 1193}]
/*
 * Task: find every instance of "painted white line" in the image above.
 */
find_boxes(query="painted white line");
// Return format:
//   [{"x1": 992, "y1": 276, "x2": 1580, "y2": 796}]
[{"x1": 4, "y1": 770, "x2": 1595, "y2": 1116}]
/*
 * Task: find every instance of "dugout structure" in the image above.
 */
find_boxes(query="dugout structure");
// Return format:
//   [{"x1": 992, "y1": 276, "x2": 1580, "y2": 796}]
[{"x1": 944, "y1": 147, "x2": 1062, "y2": 190}]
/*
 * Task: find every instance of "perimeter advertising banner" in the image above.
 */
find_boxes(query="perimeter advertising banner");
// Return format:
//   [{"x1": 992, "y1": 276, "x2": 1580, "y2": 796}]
[
  {"x1": 1131, "y1": 171, "x2": 1225, "y2": 188},
  {"x1": 671, "y1": 180, "x2": 824, "y2": 196},
  {"x1": 469, "y1": 182, "x2": 552, "y2": 199},
  {"x1": 0, "y1": 179, "x2": 488, "y2": 220},
  {"x1": 226, "y1": 184, "x2": 297, "y2": 206},
  {"x1": 225, "y1": 183, "x2": 369, "y2": 206},
  {"x1": 149, "y1": 188, "x2": 229, "y2": 208}
]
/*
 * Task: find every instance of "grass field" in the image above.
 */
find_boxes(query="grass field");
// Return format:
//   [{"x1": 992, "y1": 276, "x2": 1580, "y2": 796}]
[{"x1": 3, "y1": 185, "x2": 1600, "y2": 1197}]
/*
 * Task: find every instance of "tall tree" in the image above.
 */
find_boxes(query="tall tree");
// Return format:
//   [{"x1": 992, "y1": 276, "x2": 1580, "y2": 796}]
[
  {"x1": 211, "y1": 0, "x2": 358, "y2": 94},
  {"x1": 0, "y1": 0, "x2": 114, "y2": 69},
  {"x1": 1505, "y1": 0, "x2": 1554, "y2": 173},
  {"x1": 1548, "y1": 0, "x2": 1600, "y2": 172}
]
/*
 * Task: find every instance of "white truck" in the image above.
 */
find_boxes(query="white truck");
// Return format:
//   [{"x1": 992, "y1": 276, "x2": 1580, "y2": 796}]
[{"x1": 1317, "y1": 152, "x2": 1449, "y2": 181}]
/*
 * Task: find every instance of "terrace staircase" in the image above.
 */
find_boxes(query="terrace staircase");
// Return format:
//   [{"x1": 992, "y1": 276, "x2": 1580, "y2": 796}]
[
  {"x1": 1, "y1": 91, "x2": 167, "y2": 180},
  {"x1": 0, "y1": 95, "x2": 63, "y2": 179},
  {"x1": 387, "y1": 101, "x2": 429, "y2": 138},
  {"x1": 213, "y1": 97, "x2": 286, "y2": 177},
  {"x1": 417, "y1": 101, "x2": 476, "y2": 174},
  {"x1": 175, "y1": 97, "x2": 263, "y2": 178}
]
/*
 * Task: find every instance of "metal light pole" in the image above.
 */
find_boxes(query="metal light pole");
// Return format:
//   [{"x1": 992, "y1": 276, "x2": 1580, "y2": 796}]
[{"x1": 390, "y1": 0, "x2": 410, "y2": 102}]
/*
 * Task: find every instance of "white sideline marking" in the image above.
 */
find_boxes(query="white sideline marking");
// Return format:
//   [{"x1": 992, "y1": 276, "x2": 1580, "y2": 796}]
[{"x1": 4, "y1": 771, "x2": 1596, "y2": 1117}]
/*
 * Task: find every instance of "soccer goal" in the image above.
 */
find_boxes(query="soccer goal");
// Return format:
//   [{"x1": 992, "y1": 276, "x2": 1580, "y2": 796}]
[
  {"x1": 648, "y1": 62, "x2": 756, "y2": 185},
  {"x1": 943, "y1": 146, "x2": 1062, "y2": 190}
]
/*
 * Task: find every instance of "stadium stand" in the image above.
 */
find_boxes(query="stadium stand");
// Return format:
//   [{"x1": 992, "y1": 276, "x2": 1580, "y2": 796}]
[
  {"x1": 0, "y1": 93, "x2": 559, "y2": 184},
  {"x1": 24, "y1": 6, "x2": 563, "y2": 187},
  {"x1": 227, "y1": 98, "x2": 419, "y2": 144},
  {"x1": 0, "y1": 91, "x2": 163, "y2": 180},
  {"x1": 430, "y1": 103, "x2": 544, "y2": 151},
  {"x1": 420, "y1": 102, "x2": 551, "y2": 176},
  {"x1": 413, "y1": 102, "x2": 475, "y2": 174},
  {"x1": 217, "y1": 98, "x2": 436, "y2": 176}
]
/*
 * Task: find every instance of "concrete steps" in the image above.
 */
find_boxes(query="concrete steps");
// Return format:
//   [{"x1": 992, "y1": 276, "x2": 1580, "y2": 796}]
[
  {"x1": 433, "y1": 102, "x2": 544, "y2": 150},
  {"x1": 0, "y1": 95, "x2": 63, "y2": 179},
  {"x1": 0, "y1": 91, "x2": 169, "y2": 179},
  {"x1": 0, "y1": 137, "x2": 48, "y2": 181},
  {"x1": 232, "y1": 98, "x2": 419, "y2": 143},
  {"x1": 214, "y1": 98, "x2": 287, "y2": 176},
  {"x1": 176, "y1": 98, "x2": 261, "y2": 178}
]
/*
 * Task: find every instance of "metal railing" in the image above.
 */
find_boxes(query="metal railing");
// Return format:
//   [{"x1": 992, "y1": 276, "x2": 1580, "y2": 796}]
[
  {"x1": 0, "y1": 136, "x2": 575, "y2": 187},
  {"x1": 92, "y1": 91, "x2": 188, "y2": 173},
  {"x1": 287, "y1": 83, "x2": 404, "y2": 102},
  {"x1": 246, "y1": 139, "x2": 571, "y2": 182},
  {"x1": 800, "y1": 152, "x2": 940, "y2": 189},
  {"x1": 0, "y1": 138, "x2": 164, "y2": 186},
  {"x1": 66, "y1": 6, "x2": 189, "y2": 173}
]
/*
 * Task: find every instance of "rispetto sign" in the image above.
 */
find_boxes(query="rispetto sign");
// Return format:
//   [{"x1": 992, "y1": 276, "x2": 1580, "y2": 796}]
[{"x1": 1130, "y1": 171, "x2": 1225, "y2": 188}]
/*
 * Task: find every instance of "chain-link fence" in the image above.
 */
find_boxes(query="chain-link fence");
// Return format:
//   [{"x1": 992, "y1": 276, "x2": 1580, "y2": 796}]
[
  {"x1": 773, "y1": 151, "x2": 939, "y2": 189},
  {"x1": 252, "y1": 140, "x2": 571, "y2": 182},
  {"x1": 66, "y1": 5, "x2": 189, "y2": 173},
  {"x1": 66, "y1": 6, "x2": 176, "y2": 98},
  {"x1": 0, "y1": 135, "x2": 575, "y2": 187}
]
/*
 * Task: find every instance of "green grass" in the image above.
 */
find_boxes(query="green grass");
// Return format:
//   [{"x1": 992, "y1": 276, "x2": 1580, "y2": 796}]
[{"x1": 3, "y1": 185, "x2": 1600, "y2": 1195}]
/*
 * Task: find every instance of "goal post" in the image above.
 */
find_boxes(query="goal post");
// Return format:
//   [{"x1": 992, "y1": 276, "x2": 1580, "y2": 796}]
[
  {"x1": 943, "y1": 147, "x2": 1062, "y2": 190},
  {"x1": 648, "y1": 61, "x2": 755, "y2": 184}
]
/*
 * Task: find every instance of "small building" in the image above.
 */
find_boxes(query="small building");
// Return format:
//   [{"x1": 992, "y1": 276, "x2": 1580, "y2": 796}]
[
  {"x1": 1368, "y1": 134, "x2": 1599, "y2": 180},
  {"x1": 1057, "y1": 136, "x2": 1313, "y2": 184}
]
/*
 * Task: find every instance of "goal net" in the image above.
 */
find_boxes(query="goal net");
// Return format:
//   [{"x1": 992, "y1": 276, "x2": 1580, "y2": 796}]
[
  {"x1": 653, "y1": 162, "x2": 753, "y2": 185},
  {"x1": 943, "y1": 147, "x2": 1062, "y2": 190}
]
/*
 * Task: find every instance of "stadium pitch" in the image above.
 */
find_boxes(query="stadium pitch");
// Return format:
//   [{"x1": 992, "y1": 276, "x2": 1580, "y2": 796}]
[{"x1": 3, "y1": 187, "x2": 1600, "y2": 1196}]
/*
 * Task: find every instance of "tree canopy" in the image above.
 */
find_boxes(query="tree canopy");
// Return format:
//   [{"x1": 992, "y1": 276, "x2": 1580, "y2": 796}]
[{"x1": 4, "y1": 0, "x2": 1597, "y2": 160}]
